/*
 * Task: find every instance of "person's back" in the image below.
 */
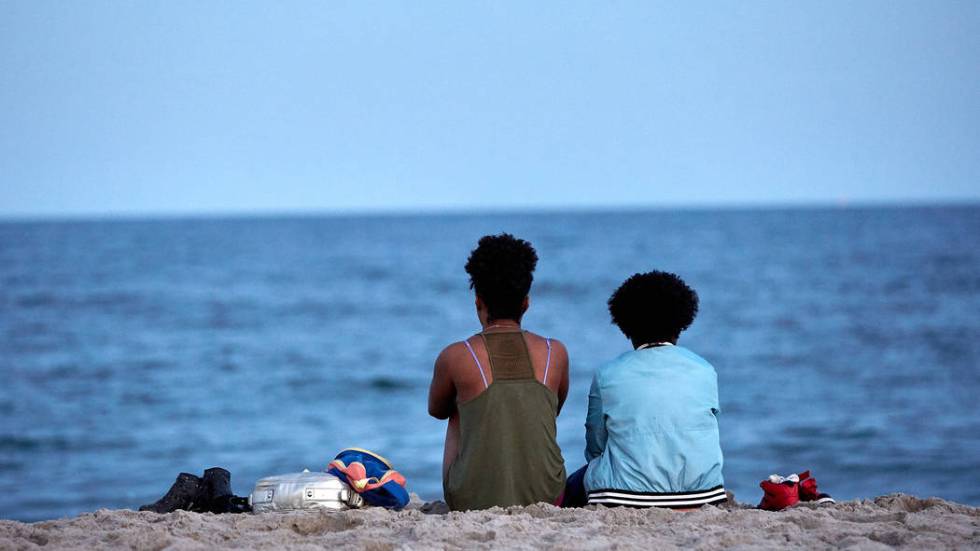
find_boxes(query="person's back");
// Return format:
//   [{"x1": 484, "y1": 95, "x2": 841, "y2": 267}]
[
  {"x1": 428, "y1": 234, "x2": 569, "y2": 511},
  {"x1": 585, "y1": 344, "x2": 723, "y2": 505},
  {"x1": 563, "y1": 270, "x2": 725, "y2": 509}
]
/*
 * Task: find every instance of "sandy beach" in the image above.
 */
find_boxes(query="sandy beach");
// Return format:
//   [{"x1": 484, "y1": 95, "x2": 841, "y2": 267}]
[{"x1": 2, "y1": 493, "x2": 977, "y2": 550}]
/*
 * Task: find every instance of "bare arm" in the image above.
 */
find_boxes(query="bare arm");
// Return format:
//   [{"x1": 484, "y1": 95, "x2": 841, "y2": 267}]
[
  {"x1": 428, "y1": 346, "x2": 457, "y2": 420},
  {"x1": 553, "y1": 340, "x2": 570, "y2": 415}
]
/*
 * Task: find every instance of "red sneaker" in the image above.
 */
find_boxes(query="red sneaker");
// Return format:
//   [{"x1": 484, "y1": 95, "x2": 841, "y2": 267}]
[
  {"x1": 758, "y1": 474, "x2": 800, "y2": 511},
  {"x1": 798, "y1": 471, "x2": 835, "y2": 505}
]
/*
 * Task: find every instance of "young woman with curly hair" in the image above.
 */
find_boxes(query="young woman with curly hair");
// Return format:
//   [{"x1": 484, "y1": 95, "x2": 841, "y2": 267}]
[{"x1": 428, "y1": 233, "x2": 569, "y2": 511}]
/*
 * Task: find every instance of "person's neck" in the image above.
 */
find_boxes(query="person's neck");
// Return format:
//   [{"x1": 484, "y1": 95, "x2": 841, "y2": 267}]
[
  {"x1": 482, "y1": 319, "x2": 522, "y2": 331},
  {"x1": 632, "y1": 336, "x2": 678, "y2": 349}
]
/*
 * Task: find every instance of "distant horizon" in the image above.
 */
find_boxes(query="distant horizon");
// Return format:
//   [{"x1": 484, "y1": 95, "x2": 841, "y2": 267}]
[{"x1": 1, "y1": 195, "x2": 977, "y2": 224}]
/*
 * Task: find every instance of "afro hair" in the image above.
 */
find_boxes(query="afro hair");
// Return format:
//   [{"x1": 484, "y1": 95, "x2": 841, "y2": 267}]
[
  {"x1": 465, "y1": 233, "x2": 538, "y2": 322},
  {"x1": 608, "y1": 271, "x2": 699, "y2": 345}
]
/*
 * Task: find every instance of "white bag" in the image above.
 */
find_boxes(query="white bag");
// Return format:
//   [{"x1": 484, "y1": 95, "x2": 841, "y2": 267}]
[{"x1": 249, "y1": 469, "x2": 365, "y2": 512}]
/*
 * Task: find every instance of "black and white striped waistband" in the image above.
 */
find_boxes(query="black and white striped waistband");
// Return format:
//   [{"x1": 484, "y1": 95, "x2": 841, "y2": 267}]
[{"x1": 587, "y1": 485, "x2": 727, "y2": 508}]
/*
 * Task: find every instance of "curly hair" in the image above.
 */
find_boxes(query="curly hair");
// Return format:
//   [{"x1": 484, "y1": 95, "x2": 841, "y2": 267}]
[
  {"x1": 608, "y1": 271, "x2": 699, "y2": 345},
  {"x1": 464, "y1": 233, "x2": 538, "y2": 322}
]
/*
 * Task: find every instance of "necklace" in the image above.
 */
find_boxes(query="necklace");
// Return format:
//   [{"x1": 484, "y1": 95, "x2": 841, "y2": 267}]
[
  {"x1": 483, "y1": 323, "x2": 521, "y2": 332},
  {"x1": 636, "y1": 342, "x2": 674, "y2": 350}
]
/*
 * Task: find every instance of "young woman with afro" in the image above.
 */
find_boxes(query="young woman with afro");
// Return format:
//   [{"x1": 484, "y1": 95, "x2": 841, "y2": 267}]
[{"x1": 562, "y1": 271, "x2": 726, "y2": 509}]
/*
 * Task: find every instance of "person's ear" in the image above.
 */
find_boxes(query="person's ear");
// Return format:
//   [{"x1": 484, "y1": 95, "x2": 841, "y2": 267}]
[{"x1": 521, "y1": 296, "x2": 529, "y2": 313}]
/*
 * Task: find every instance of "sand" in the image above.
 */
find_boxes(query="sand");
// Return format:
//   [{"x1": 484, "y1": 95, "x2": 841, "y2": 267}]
[{"x1": 1, "y1": 494, "x2": 978, "y2": 550}]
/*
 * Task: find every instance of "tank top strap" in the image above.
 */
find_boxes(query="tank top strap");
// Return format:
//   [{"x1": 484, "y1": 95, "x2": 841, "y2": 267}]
[
  {"x1": 543, "y1": 337, "x2": 553, "y2": 385},
  {"x1": 479, "y1": 330, "x2": 535, "y2": 381},
  {"x1": 462, "y1": 339, "x2": 489, "y2": 389}
]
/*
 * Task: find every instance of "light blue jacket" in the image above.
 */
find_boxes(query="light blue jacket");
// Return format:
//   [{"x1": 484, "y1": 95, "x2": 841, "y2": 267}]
[{"x1": 584, "y1": 345, "x2": 724, "y2": 494}]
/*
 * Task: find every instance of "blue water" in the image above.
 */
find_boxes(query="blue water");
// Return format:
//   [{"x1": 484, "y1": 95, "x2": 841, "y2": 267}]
[{"x1": 1, "y1": 206, "x2": 979, "y2": 521}]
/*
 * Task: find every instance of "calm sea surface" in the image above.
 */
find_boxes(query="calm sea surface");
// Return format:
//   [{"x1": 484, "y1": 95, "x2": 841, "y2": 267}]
[{"x1": 1, "y1": 206, "x2": 978, "y2": 521}]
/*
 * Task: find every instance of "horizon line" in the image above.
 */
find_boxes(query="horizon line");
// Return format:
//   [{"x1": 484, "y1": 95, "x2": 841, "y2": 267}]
[{"x1": 1, "y1": 197, "x2": 978, "y2": 224}]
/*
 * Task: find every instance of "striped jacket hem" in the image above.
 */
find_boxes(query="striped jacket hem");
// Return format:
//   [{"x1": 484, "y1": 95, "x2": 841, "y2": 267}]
[{"x1": 587, "y1": 485, "x2": 727, "y2": 509}]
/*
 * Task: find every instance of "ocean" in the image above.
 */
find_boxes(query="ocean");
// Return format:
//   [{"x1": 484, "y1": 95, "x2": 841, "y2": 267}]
[{"x1": 1, "y1": 205, "x2": 978, "y2": 521}]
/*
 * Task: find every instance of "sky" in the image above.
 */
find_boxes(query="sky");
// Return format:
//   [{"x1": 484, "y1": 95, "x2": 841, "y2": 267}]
[{"x1": 1, "y1": 1, "x2": 978, "y2": 218}]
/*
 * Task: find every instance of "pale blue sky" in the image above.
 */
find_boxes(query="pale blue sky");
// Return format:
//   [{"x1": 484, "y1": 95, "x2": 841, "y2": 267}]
[{"x1": 1, "y1": 1, "x2": 978, "y2": 217}]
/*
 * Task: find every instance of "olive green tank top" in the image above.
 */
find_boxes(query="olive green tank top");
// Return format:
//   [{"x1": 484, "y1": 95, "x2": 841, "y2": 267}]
[{"x1": 444, "y1": 330, "x2": 566, "y2": 511}]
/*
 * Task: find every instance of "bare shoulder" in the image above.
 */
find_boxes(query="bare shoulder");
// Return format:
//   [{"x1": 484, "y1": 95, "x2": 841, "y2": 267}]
[
  {"x1": 548, "y1": 338, "x2": 569, "y2": 364},
  {"x1": 524, "y1": 331, "x2": 569, "y2": 359},
  {"x1": 435, "y1": 340, "x2": 473, "y2": 368}
]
